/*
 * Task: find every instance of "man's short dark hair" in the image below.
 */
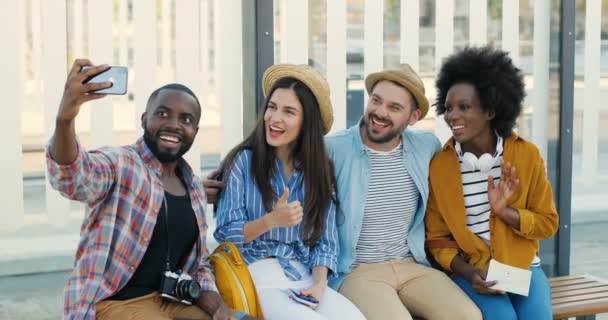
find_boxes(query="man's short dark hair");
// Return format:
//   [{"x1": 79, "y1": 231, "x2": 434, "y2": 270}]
[
  {"x1": 434, "y1": 46, "x2": 525, "y2": 137},
  {"x1": 146, "y1": 83, "x2": 202, "y2": 116}
]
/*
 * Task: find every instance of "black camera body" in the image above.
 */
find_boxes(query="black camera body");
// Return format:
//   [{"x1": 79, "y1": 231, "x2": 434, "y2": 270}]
[{"x1": 159, "y1": 270, "x2": 201, "y2": 305}]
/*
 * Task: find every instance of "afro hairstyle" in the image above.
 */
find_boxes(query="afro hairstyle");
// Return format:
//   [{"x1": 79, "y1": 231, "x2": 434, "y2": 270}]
[{"x1": 434, "y1": 46, "x2": 525, "y2": 137}]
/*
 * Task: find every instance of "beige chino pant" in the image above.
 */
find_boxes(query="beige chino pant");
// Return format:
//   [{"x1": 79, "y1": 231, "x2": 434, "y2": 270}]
[
  {"x1": 339, "y1": 258, "x2": 481, "y2": 320},
  {"x1": 96, "y1": 292, "x2": 211, "y2": 320}
]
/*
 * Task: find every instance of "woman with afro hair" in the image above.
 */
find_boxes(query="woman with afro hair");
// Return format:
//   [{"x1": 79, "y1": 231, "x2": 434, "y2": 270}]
[{"x1": 425, "y1": 46, "x2": 559, "y2": 319}]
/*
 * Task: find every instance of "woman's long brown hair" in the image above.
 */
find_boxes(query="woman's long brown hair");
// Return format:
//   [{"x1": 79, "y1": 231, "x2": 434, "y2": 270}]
[{"x1": 217, "y1": 77, "x2": 336, "y2": 247}]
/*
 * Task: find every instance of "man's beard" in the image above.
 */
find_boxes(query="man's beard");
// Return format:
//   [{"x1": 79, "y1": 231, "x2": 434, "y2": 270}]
[
  {"x1": 362, "y1": 113, "x2": 405, "y2": 144},
  {"x1": 143, "y1": 128, "x2": 193, "y2": 163}
]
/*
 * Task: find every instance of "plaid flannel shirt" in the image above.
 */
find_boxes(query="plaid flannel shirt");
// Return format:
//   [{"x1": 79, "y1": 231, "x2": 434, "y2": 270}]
[{"x1": 46, "y1": 138, "x2": 217, "y2": 319}]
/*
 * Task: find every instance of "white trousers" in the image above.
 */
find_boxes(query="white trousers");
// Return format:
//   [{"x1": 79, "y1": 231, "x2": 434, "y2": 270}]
[{"x1": 248, "y1": 258, "x2": 366, "y2": 320}]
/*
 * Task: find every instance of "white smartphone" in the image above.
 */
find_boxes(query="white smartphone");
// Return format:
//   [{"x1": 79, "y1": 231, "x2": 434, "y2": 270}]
[{"x1": 81, "y1": 66, "x2": 128, "y2": 95}]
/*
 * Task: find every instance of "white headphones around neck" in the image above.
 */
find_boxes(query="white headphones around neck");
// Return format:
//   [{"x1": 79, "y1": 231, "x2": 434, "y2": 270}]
[{"x1": 455, "y1": 135, "x2": 503, "y2": 173}]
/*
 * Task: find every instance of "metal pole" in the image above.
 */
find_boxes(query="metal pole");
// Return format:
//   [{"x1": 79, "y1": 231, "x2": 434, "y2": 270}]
[
  {"x1": 242, "y1": 0, "x2": 274, "y2": 136},
  {"x1": 556, "y1": 0, "x2": 575, "y2": 277},
  {"x1": 255, "y1": 0, "x2": 274, "y2": 113}
]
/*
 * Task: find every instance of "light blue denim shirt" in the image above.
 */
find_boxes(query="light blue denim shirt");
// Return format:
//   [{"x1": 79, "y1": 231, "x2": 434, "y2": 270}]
[
  {"x1": 325, "y1": 124, "x2": 441, "y2": 289},
  {"x1": 214, "y1": 149, "x2": 339, "y2": 280}
]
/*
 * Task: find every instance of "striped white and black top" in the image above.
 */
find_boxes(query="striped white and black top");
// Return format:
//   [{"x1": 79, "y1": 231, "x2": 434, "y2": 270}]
[
  {"x1": 458, "y1": 145, "x2": 541, "y2": 266},
  {"x1": 459, "y1": 153, "x2": 503, "y2": 242},
  {"x1": 354, "y1": 142, "x2": 418, "y2": 265}
]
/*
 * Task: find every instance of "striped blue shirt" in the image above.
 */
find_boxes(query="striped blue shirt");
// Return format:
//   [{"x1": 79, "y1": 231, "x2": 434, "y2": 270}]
[{"x1": 214, "y1": 149, "x2": 339, "y2": 280}]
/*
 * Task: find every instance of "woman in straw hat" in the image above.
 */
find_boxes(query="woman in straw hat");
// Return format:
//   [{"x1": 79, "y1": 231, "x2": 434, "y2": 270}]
[
  {"x1": 425, "y1": 46, "x2": 558, "y2": 319},
  {"x1": 214, "y1": 64, "x2": 366, "y2": 320}
]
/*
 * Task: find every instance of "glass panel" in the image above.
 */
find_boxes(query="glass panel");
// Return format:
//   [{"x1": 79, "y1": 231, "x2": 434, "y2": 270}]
[{"x1": 570, "y1": 0, "x2": 608, "y2": 298}]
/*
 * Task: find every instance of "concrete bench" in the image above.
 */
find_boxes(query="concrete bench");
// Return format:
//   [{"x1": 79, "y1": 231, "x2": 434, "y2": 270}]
[{"x1": 551, "y1": 275, "x2": 608, "y2": 320}]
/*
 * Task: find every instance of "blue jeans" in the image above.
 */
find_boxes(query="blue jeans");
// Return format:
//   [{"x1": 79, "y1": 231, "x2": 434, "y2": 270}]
[{"x1": 452, "y1": 266, "x2": 552, "y2": 320}]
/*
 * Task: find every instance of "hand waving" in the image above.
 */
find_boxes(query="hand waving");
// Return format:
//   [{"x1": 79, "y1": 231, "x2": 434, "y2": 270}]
[{"x1": 488, "y1": 160, "x2": 519, "y2": 218}]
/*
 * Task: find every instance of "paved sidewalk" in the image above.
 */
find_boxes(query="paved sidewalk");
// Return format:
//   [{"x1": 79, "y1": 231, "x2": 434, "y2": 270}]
[{"x1": 0, "y1": 271, "x2": 66, "y2": 320}]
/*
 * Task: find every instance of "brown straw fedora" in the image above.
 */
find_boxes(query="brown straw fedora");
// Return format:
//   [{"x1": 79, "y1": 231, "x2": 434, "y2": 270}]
[
  {"x1": 365, "y1": 64, "x2": 430, "y2": 119},
  {"x1": 262, "y1": 64, "x2": 334, "y2": 134}
]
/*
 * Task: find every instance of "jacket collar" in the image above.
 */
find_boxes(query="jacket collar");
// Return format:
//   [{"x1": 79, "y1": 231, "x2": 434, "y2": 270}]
[
  {"x1": 442, "y1": 131, "x2": 522, "y2": 152},
  {"x1": 134, "y1": 138, "x2": 195, "y2": 184},
  {"x1": 136, "y1": 138, "x2": 162, "y2": 171},
  {"x1": 350, "y1": 122, "x2": 367, "y2": 154},
  {"x1": 351, "y1": 118, "x2": 411, "y2": 155}
]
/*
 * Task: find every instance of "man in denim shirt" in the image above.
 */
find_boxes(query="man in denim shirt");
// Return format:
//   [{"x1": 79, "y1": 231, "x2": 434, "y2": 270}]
[{"x1": 325, "y1": 64, "x2": 481, "y2": 320}]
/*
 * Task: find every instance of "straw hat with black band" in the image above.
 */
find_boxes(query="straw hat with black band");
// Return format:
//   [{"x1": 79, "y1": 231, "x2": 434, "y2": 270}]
[
  {"x1": 263, "y1": 64, "x2": 334, "y2": 134},
  {"x1": 365, "y1": 64, "x2": 430, "y2": 119}
]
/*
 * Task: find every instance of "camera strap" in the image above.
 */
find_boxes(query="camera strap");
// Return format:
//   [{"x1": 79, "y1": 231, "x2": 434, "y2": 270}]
[{"x1": 162, "y1": 194, "x2": 172, "y2": 272}]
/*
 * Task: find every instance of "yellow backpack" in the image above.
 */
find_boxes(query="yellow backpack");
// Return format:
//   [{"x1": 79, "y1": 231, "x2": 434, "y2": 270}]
[{"x1": 210, "y1": 242, "x2": 264, "y2": 319}]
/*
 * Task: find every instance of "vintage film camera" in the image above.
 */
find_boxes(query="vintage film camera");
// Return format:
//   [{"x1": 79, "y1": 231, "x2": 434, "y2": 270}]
[{"x1": 159, "y1": 270, "x2": 201, "y2": 305}]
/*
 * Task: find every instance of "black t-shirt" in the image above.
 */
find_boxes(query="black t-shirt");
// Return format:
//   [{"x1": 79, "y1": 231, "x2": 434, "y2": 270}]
[{"x1": 108, "y1": 191, "x2": 198, "y2": 300}]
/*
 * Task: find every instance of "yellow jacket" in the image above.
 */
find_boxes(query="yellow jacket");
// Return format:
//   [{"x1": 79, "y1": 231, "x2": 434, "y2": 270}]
[{"x1": 425, "y1": 133, "x2": 559, "y2": 271}]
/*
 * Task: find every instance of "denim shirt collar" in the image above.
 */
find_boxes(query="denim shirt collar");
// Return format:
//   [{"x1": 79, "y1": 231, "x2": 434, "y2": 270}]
[
  {"x1": 351, "y1": 118, "x2": 411, "y2": 156},
  {"x1": 273, "y1": 156, "x2": 303, "y2": 184}
]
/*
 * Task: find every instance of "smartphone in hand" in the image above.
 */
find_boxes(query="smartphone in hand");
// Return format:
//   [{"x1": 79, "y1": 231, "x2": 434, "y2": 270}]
[
  {"x1": 287, "y1": 288, "x2": 319, "y2": 308},
  {"x1": 82, "y1": 66, "x2": 128, "y2": 95}
]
